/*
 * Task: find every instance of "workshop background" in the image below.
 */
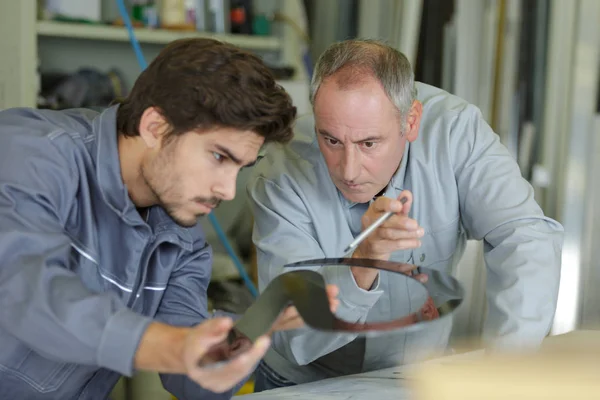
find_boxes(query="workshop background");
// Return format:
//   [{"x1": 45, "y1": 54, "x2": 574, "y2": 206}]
[{"x1": 0, "y1": 0, "x2": 598, "y2": 399}]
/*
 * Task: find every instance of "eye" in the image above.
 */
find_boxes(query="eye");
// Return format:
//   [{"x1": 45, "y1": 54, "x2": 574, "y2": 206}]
[
  {"x1": 213, "y1": 152, "x2": 224, "y2": 162},
  {"x1": 362, "y1": 141, "x2": 376, "y2": 148},
  {"x1": 327, "y1": 138, "x2": 339, "y2": 146}
]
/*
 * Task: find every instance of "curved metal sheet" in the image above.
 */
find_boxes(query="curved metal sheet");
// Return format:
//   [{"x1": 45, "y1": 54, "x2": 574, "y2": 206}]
[{"x1": 198, "y1": 257, "x2": 464, "y2": 367}]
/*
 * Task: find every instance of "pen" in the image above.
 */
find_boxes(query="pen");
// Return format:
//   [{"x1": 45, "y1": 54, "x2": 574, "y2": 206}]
[{"x1": 343, "y1": 197, "x2": 408, "y2": 255}]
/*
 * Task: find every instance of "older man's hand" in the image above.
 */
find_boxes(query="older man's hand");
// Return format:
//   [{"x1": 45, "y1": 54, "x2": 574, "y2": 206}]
[{"x1": 270, "y1": 284, "x2": 339, "y2": 332}]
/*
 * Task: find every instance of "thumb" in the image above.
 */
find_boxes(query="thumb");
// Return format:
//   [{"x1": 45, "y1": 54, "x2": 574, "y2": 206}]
[
  {"x1": 397, "y1": 190, "x2": 413, "y2": 215},
  {"x1": 371, "y1": 196, "x2": 396, "y2": 213},
  {"x1": 187, "y1": 319, "x2": 235, "y2": 366},
  {"x1": 194, "y1": 318, "x2": 234, "y2": 350}
]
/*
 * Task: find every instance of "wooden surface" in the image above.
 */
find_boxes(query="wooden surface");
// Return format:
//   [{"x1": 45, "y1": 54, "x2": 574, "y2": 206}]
[
  {"x1": 413, "y1": 330, "x2": 600, "y2": 400},
  {"x1": 237, "y1": 330, "x2": 600, "y2": 399}
]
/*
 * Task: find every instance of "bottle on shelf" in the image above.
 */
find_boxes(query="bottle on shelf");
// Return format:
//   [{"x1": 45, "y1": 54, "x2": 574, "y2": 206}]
[{"x1": 230, "y1": 0, "x2": 253, "y2": 35}]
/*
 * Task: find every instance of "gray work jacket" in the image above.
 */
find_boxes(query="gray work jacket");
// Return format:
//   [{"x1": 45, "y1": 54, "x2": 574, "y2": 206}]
[
  {"x1": 247, "y1": 82, "x2": 564, "y2": 384},
  {"x1": 0, "y1": 106, "x2": 233, "y2": 399}
]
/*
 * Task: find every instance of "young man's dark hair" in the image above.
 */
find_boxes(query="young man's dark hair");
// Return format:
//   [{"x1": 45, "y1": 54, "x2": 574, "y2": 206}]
[{"x1": 116, "y1": 38, "x2": 296, "y2": 143}]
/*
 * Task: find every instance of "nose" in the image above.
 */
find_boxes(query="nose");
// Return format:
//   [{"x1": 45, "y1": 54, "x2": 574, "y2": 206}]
[
  {"x1": 213, "y1": 171, "x2": 237, "y2": 201},
  {"x1": 341, "y1": 147, "x2": 360, "y2": 182}
]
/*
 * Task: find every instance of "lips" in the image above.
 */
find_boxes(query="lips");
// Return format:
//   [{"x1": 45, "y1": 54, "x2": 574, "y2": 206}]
[
  {"x1": 343, "y1": 180, "x2": 359, "y2": 186},
  {"x1": 194, "y1": 202, "x2": 217, "y2": 214},
  {"x1": 196, "y1": 199, "x2": 220, "y2": 209}
]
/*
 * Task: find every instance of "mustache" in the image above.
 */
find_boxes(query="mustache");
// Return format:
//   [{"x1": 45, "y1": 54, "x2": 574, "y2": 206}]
[{"x1": 193, "y1": 197, "x2": 222, "y2": 207}]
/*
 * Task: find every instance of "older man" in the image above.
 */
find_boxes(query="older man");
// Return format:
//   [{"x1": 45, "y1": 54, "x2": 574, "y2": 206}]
[{"x1": 247, "y1": 39, "x2": 564, "y2": 391}]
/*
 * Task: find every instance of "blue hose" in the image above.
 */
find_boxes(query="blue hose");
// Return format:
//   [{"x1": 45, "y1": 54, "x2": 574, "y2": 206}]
[{"x1": 115, "y1": 0, "x2": 258, "y2": 298}]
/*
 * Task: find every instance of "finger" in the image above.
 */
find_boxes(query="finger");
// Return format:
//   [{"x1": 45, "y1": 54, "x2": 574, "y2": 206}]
[
  {"x1": 276, "y1": 315, "x2": 304, "y2": 331},
  {"x1": 196, "y1": 318, "x2": 234, "y2": 345},
  {"x1": 370, "y1": 196, "x2": 397, "y2": 213},
  {"x1": 326, "y1": 284, "x2": 339, "y2": 298},
  {"x1": 330, "y1": 298, "x2": 340, "y2": 312},
  {"x1": 190, "y1": 336, "x2": 271, "y2": 392},
  {"x1": 413, "y1": 273, "x2": 429, "y2": 283},
  {"x1": 281, "y1": 305, "x2": 300, "y2": 320},
  {"x1": 380, "y1": 214, "x2": 421, "y2": 231},
  {"x1": 369, "y1": 238, "x2": 422, "y2": 255},
  {"x1": 192, "y1": 337, "x2": 270, "y2": 389},
  {"x1": 188, "y1": 318, "x2": 234, "y2": 360},
  {"x1": 377, "y1": 226, "x2": 424, "y2": 240},
  {"x1": 325, "y1": 285, "x2": 339, "y2": 312},
  {"x1": 271, "y1": 306, "x2": 303, "y2": 331},
  {"x1": 199, "y1": 317, "x2": 234, "y2": 333}
]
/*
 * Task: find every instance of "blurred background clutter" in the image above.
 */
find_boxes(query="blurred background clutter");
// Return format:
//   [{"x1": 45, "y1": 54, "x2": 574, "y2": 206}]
[{"x1": 0, "y1": 0, "x2": 598, "y2": 398}]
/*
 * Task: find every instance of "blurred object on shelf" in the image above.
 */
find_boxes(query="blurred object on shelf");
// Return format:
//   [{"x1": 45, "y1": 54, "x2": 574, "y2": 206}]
[
  {"x1": 194, "y1": 0, "x2": 207, "y2": 31},
  {"x1": 184, "y1": 0, "x2": 196, "y2": 27},
  {"x1": 38, "y1": 0, "x2": 276, "y2": 37},
  {"x1": 131, "y1": 0, "x2": 148, "y2": 23},
  {"x1": 42, "y1": 0, "x2": 102, "y2": 22},
  {"x1": 144, "y1": 5, "x2": 159, "y2": 28},
  {"x1": 38, "y1": 67, "x2": 126, "y2": 110},
  {"x1": 131, "y1": 0, "x2": 159, "y2": 28},
  {"x1": 252, "y1": 14, "x2": 271, "y2": 36},
  {"x1": 230, "y1": 0, "x2": 253, "y2": 35},
  {"x1": 206, "y1": 0, "x2": 230, "y2": 33},
  {"x1": 160, "y1": 0, "x2": 192, "y2": 30}
]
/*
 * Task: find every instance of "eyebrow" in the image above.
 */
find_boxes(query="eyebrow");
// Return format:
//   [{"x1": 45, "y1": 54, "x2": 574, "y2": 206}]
[
  {"x1": 317, "y1": 129, "x2": 382, "y2": 143},
  {"x1": 215, "y1": 145, "x2": 256, "y2": 167},
  {"x1": 317, "y1": 129, "x2": 339, "y2": 141}
]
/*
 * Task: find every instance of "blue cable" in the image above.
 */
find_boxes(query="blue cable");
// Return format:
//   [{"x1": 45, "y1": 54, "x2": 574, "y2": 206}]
[
  {"x1": 116, "y1": 0, "x2": 148, "y2": 70},
  {"x1": 115, "y1": 0, "x2": 258, "y2": 298}
]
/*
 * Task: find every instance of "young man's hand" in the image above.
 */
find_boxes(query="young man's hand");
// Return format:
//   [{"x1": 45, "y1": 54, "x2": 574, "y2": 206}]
[
  {"x1": 134, "y1": 284, "x2": 338, "y2": 392},
  {"x1": 182, "y1": 318, "x2": 270, "y2": 393},
  {"x1": 135, "y1": 318, "x2": 270, "y2": 393}
]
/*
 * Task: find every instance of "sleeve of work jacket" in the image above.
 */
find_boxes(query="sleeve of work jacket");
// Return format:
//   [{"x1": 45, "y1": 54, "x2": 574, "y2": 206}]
[
  {"x1": 0, "y1": 134, "x2": 152, "y2": 377},
  {"x1": 451, "y1": 105, "x2": 564, "y2": 350},
  {"x1": 247, "y1": 174, "x2": 384, "y2": 366},
  {"x1": 156, "y1": 243, "x2": 249, "y2": 400}
]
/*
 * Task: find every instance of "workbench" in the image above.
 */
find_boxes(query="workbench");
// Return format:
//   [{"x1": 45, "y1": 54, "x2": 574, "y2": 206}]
[{"x1": 236, "y1": 349, "x2": 485, "y2": 399}]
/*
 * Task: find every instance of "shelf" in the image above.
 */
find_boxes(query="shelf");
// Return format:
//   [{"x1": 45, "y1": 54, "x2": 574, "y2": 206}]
[{"x1": 36, "y1": 20, "x2": 281, "y2": 51}]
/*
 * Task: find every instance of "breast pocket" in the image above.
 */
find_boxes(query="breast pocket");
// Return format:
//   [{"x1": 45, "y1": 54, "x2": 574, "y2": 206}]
[
  {"x1": 413, "y1": 216, "x2": 460, "y2": 272},
  {"x1": 0, "y1": 331, "x2": 77, "y2": 394}
]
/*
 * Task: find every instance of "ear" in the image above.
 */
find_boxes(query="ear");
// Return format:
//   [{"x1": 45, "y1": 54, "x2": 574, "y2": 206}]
[
  {"x1": 404, "y1": 100, "x2": 423, "y2": 142},
  {"x1": 138, "y1": 107, "x2": 168, "y2": 149}
]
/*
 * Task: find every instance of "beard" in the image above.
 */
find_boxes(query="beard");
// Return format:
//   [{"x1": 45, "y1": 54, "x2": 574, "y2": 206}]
[
  {"x1": 150, "y1": 184, "x2": 223, "y2": 228},
  {"x1": 140, "y1": 152, "x2": 221, "y2": 228}
]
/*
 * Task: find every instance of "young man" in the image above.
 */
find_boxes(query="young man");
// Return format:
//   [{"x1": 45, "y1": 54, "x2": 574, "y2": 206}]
[
  {"x1": 0, "y1": 38, "x2": 337, "y2": 399},
  {"x1": 248, "y1": 39, "x2": 564, "y2": 390}
]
